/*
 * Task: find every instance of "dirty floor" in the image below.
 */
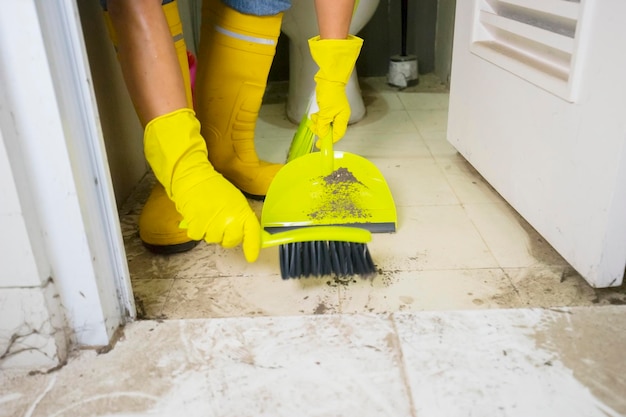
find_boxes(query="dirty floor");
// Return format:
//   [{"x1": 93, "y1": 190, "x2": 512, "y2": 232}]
[
  {"x1": 2, "y1": 307, "x2": 626, "y2": 416},
  {"x1": 120, "y1": 76, "x2": 626, "y2": 319},
  {"x1": 3, "y1": 76, "x2": 625, "y2": 417}
]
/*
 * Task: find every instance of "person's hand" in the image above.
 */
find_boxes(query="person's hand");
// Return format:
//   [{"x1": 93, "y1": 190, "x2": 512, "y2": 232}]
[
  {"x1": 308, "y1": 35, "x2": 363, "y2": 147},
  {"x1": 144, "y1": 109, "x2": 261, "y2": 262},
  {"x1": 176, "y1": 173, "x2": 261, "y2": 263}
]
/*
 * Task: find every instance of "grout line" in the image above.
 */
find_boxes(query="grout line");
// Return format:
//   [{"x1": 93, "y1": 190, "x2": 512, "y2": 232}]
[
  {"x1": 389, "y1": 314, "x2": 419, "y2": 417},
  {"x1": 500, "y1": 267, "x2": 524, "y2": 302},
  {"x1": 429, "y1": 131, "x2": 506, "y2": 273},
  {"x1": 157, "y1": 278, "x2": 177, "y2": 319}
]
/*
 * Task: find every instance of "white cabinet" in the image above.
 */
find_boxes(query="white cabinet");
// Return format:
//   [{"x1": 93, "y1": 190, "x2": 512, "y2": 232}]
[{"x1": 448, "y1": 0, "x2": 626, "y2": 287}]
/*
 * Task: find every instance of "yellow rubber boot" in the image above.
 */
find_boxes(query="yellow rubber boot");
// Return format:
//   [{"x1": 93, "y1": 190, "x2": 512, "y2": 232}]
[
  {"x1": 195, "y1": 0, "x2": 283, "y2": 199},
  {"x1": 104, "y1": 1, "x2": 197, "y2": 253},
  {"x1": 137, "y1": 182, "x2": 197, "y2": 253}
]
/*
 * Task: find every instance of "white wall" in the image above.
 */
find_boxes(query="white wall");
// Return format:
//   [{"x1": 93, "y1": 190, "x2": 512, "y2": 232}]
[
  {"x1": 0, "y1": 0, "x2": 135, "y2": 370},
  {"x1": 0, "y1": 129, "x2": 68, "y2": 370}
]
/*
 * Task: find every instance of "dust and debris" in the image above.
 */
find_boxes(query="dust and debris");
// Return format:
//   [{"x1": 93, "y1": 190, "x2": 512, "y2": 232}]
[
  {"x1": 322, "y1": 167, "x2": 361, "y2": 185},
  {"x1": 606, "y1": 297, "x2": 626, "y2": 305},
  {"x1": 326, "y1": 275, "x2": 358, "y2": 287},
  {"x1": 96, "y1": 325, "x2": 125, "y2": 355},
  {"x1": 314, "y1": 303, "x2": 329, "y2": 314},
  {"x1": 378, "y1": 269, "x2": 399, "y2": 287},
  {"x1": 134, "y1": 296, "x2": 146, "y2": 320},
  {"x1": 307, "y1": 167, "x2": 372, "y2": 221}
]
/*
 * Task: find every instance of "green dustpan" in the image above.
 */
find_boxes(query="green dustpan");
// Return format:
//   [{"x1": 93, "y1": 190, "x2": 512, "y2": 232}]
[{"x1": 261, "y1": 118, "x2": 397, "y2": 248}]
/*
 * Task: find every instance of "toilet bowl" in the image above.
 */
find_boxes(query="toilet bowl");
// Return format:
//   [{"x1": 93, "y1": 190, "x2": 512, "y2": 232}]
[{"x1": 281, "y1": 0, "x2": 380, "y2": 124}]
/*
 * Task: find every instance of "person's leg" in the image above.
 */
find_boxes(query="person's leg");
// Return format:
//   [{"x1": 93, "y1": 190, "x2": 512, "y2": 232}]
[
  {"x1": 104, "y1": 0, "x2": 197, "y2": 253},
  {"x1": 194, "y1": 0, "x2": 287, "y2": 199},
  {"x1": 105, "y1": 0, "x2": 191, "y2": 123},
  {"x1": 103, "y1": 0, "x2": 260, "y2": 261}
]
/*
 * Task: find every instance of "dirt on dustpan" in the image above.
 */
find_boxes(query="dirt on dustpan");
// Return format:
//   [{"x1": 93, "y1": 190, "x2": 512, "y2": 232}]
[{"x1": 307, "y1": 167, "x2": 372, "y2": 222}]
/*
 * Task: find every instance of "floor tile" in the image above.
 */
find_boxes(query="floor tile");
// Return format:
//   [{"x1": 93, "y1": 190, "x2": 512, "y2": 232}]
[
  {"x1": 463, "y1": 202, "x2": 570, "y2": 269},
  {"x1": 504, "y1": 266, "x2": 626, "y2": 308},
  {"x1": 348, "y1": 109, "x2": 417, "y2": 135},
  {"x1": 407, "y1": 109, "x2": 449, "y2": 133},
  {"x1": 373, "y1": 158, "x2": 460, "y2": 207},
  {"x1": 126, "y1": 200, "x2": 278, "y2": 281},
  {"x1": 127, "y1": 242, "x2": 212, "y2": 280},
  {"x1": 420, "y1": 130, "x2": 459, "y2": 159},
  {"x1": 361, "y1": 90, "x2": 406, "y2": 112},
  {"x1": 393, "y1": 307, "x2": 626, "y2": 416},
  {"x1": 163, "y1": 276, "x2": 341, "y2": 319},
  {"x1": 336, "y1": 130, "x2": 431, "y2": 160},
  {"x1": 165, "y1": 241, "x2": 278, "y2": 279},
  {"x1": 132, "y1": 278, "x2": 174, "y2": 319},
  {"x1": 368, "y1": 205, "x2": 499, "y2": 272},
  {"x1": 339, "y1": 269, "x2": 522, "y2": 314},
  {"x1": 5, "y1": 308, "x2": 625, "y2": 416},
  {"x1": 436, "y1": 153, "x2": 505, "y2": 204},
  {"x1": 1, "y1": 316, "x2": 414, "y2": 417},
  {"x1": 398, "y1": 92, "x2": 450, "y2": 110}
]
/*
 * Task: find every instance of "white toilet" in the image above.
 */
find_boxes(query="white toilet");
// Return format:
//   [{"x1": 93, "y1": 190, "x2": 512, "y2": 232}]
[{"x1": 281, "y1": 0, "x2": 380, "y2": 124}]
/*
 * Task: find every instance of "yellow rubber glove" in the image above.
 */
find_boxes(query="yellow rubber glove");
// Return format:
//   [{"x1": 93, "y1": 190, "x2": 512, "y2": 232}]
[
  {"x1": 308, "y1": 35, "x2": 363, "y2": 147},
  {"x1": 144, "y1": 109, "x2": 261, "y2": 262}
]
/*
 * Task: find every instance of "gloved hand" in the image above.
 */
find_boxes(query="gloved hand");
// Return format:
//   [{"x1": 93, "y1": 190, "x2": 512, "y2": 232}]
[
  {"x1": 308, "y1": 35, "x2": 363, "y2": 147},
  {"x1": 144, "y1": 109, "x2": 261, "y2": 262}
]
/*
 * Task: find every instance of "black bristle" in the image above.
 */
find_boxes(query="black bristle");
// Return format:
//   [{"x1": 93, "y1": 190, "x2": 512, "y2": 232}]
[
  {"x1": 329, "y1": 241, "x2": 341, "y2": 275},
  {"x1": 334, "y1": 241, "x2": 346, "y2": 275},
  {"x1": 302, "y1": 240, "x2": 313, "y2": 277},
  {"x1": 279, "y1": 244, "x2": 289, "y2": 280},
  {"x1": 343, "y1": 242, "x2": 354, "y2": 276},
  {"x1": 307, "y1": 240, "x2": 320, "y2": 276},
  {"x1": 293, "y1": 242, "x2": 302, "y2": 278},
  {"x1": 351, "y1": 242, "x2": 366, "y2": 274},
  {"x1": 320, "y1": 241, "x2": 331, "y2": 276},
  {"x1": 278, "y1": 241, "x2": 376, "y2": 279},
  {"x1": 362, "y1": 243, "x2": 375, "y2": 271}
]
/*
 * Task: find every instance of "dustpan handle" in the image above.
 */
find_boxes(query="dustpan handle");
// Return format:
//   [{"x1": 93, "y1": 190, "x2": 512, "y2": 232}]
[{"x1": 320, "y1": 127, "x2": 334, "y2": 175}]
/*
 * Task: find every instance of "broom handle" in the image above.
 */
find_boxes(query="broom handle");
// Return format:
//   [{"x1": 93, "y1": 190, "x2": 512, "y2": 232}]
[
  {"x1": 401, "y1": 0, "x2": 408, "y2": 56},
  {"x1": 321, "y1": 127, "x2": 334, "y2": 175}
]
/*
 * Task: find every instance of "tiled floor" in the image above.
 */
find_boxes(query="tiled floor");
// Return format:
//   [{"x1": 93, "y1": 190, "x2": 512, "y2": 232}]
[
  {"x1": 4, "y1": 76, "x2": 626, "y2": 417},
  {"x1": 120, "y1": 76, "x2": 626, "y2": 319},
  {"x1": 3, "y1": 307, "x2": 626, "y2": 416}
]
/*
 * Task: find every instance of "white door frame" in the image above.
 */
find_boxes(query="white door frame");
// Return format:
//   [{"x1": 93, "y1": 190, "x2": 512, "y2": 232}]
[{"x1": 0, "y1": 0, "x2": 134, "y2": 346}]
